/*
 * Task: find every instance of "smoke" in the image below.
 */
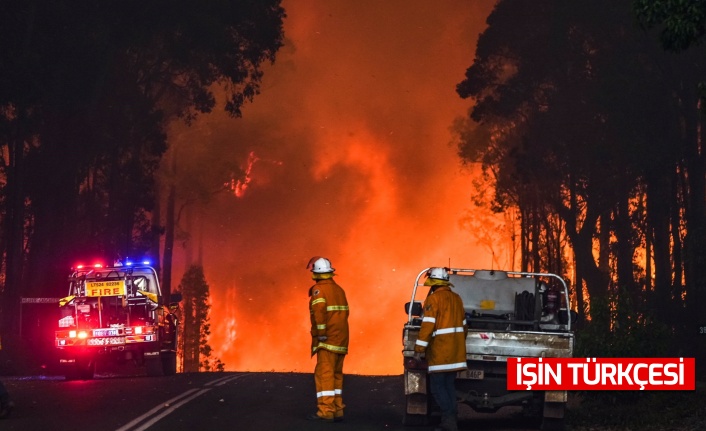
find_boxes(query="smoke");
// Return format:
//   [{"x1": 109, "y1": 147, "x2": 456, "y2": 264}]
[{"x1": 169, "y1": 0, "x2": 497, "y2": 374}]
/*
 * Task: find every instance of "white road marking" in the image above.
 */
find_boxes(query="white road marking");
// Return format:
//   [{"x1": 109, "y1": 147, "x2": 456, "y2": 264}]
[{"x1": 115, "y1": 374, "x2": 249, "y2": 431}]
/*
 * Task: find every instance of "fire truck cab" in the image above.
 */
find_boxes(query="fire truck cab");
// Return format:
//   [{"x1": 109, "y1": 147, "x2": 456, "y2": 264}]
[{"x1": 55, "y1": 260, "x2": 180, "y2": 380}]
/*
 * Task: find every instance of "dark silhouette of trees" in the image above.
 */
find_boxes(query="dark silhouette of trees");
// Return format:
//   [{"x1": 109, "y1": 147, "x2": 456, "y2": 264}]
[
  {"x1": 177, "y1": 264, "x2": 222, "y2": 373},
  {"x1": 0, "y1": 1, "x2": 284, "y2": 370},
  {"x1": 634, "y1": 0, "x2": 706, "y2": 52},
  {"x1": 635, "y1": 0, "x2": 706, "y2": 363},
  {"x1": 456, "y1": 0, "x2": 706, "y2": 365}
]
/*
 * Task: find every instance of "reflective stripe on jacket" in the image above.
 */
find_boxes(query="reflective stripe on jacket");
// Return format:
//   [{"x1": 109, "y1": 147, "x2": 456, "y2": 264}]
[
  {"x1": 309, "y1": 278, "x2": 350, "y2": 356},
  {"x1": 414, "y1": 285, "x2": 467, "y2": 372}
]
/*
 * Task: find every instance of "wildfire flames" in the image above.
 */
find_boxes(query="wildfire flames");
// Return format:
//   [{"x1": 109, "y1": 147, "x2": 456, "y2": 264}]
[{"x1": 170, "y1": 1, "x2": 498, "y2": 375}]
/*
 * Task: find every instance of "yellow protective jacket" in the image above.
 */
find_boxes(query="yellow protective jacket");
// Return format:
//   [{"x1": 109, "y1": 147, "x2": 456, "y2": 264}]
[
  {"x1": 414, "y1": 285, "x2": 468, "y2": 373},
  {"x1": 309, "y1": 278, "x2": 350, "y2": 356}
]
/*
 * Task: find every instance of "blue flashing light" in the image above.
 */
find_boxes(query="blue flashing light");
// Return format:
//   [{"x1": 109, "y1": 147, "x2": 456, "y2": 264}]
[{"x1": 114, "y1": 258, "x2": 151, "y2": 267}]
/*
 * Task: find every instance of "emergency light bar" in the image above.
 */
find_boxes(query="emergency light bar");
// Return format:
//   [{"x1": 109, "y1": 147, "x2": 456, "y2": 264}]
[
  {"x1": 114, "y1": 258, "x2": 152, "y2": 267},
  {"x1": 74, "y1": 263, "x2": 104, "y2": 270}
]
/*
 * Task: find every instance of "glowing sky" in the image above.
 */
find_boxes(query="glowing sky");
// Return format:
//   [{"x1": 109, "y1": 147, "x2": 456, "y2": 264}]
[{"x1": 168, "y1": 0, "x2": 499, "y2": 375}]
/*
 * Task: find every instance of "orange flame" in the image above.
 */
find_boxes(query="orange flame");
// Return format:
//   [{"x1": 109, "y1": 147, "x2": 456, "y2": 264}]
[{"x1": 170, "y1": 0, "x2": 499, "y2": 375}]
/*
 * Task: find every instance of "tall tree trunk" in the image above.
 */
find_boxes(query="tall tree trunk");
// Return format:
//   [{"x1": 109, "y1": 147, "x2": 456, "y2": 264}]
[
  {"x1": 561, "y1": 185, "x2": 609, "y2": 323},
  {"x1": 521, "y1": 206, "x2": 529, "y2": 272},
  {"x1": 598, "y1": 212, "x2": 610, "y2": 274},
  {"x1": 163, "y1": 153, "x2": 177, "y2": 300},
  {"x1": 671, "y1": 166, "x2": 685, "y2": 319},
  {"x1": 2, "y1": 133, "x2": 26, "y2": 340},
  {"x1": 184, "y1": 205, "x2": 193, "y2": 271},
  {"x1": 683, "y1": 95, "x2": 706, "y2": 364},
  {"x1": 151, "y1": 184, "x2": 162, "y2": 277},
  {"x1": 615, "y1": 191, "x2": 634, "y2": 291},
  {"x1": 531, "y1": 206, "x2": 541, "y2": 272},
  {"x1": 163, "y1": 183, "x2": 175, "y2": 300},
  {"x1": 647, "y1": 170, "x2": 672, "y2": 323}
]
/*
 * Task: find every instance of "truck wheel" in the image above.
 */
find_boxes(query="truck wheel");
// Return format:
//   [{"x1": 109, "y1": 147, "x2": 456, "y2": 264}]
[
  {"x1": 541, "y1": 417, "x2": 565, "y2": 431},
  {"x1": 161, "y1": 352, "x2": 177, "y2": 376},
  {"x1": 65, "y1": 359, "x2": 95, "y2": 381},
  {"x1": 64, "y1": 364, "x2": 79, "y2": 381},
  {"x1": 79, "y1": 360, "x2": 95, "y2": 380},
  {"x1": 145, "y1": 357, "x2": 163, "y2": 377},
  {"x1": 402, "y1": 394, "x2": 431, "y2": 426},
  {"x1": 541, "y1": 402, "x2": 566, "y2": 431},
  {"x1": 402, "y1": 413, "x2": 428, "y2": 426}
]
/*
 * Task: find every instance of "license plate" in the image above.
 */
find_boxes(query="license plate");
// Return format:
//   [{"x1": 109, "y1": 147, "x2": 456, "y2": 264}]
[
  {"x1": 87, "y1": 337, "x2": 125, "y2": 346},
  {"x1": 93, "y1": 329, "x2": 120, "y2": 337},
  {"x1": 458, "y1": 369, "x2": 484, "y2": 380}
]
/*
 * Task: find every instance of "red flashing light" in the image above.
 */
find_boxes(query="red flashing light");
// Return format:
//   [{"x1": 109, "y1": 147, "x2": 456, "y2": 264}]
[{"x1": 74, "y1": 262, "x2": 104, "y2": 270}]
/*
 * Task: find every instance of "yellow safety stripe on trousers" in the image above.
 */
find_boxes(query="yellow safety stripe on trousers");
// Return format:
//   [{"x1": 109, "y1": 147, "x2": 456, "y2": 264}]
[
  {"x1": 316, "y1": 389, "x2": 343, "y2": 398},
  {"x1": 311, "y1": 298, "x2": 326, "y2": 306},
  {"x1": 312, "y1": 342, "x2": 348, "y2": 354},
  {"x1": 317, "y1": 324, "x2": 326, "y2": 330},
  {"x1": 428, "y1": 362, "x2": 467, "y2": 372},
  {"x1": 326, "y1": 305, "x2": 349, "y2": 311}
]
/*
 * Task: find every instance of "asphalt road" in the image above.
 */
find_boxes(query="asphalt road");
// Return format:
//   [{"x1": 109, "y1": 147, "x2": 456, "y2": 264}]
[{"x1": 0, "y1": 370, "x2": 543, "y2": 431}]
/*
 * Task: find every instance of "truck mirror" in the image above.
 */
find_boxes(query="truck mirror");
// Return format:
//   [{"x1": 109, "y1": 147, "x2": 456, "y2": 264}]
[{"x1": 405, "y1": 301, "x2": 423, "y2": 317}]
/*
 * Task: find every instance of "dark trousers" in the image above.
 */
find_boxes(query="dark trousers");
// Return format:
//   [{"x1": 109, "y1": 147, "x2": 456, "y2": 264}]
[{"x1": 429, "y1": 371, "x2": 458, "y2": 419}]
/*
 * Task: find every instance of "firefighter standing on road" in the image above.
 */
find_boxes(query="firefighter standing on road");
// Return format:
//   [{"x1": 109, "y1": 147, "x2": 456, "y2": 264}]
[
  {"x1": 306, "y1": 257, "x2": 349, "y2": 423},
  {"x1": 413, "y1": 267, "x2": 467, "y2": 431}
]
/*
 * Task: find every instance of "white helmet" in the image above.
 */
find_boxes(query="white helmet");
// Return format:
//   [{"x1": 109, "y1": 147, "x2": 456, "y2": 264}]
[
  {"x1": 311, "y1": 257, "x2": 335, "y2": 273},
  {"x1": 428, "y1": 267, "x2": 449, "y2": 281}
]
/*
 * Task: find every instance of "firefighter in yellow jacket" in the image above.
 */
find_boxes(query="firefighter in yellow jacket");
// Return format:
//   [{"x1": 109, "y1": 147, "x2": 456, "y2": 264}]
[
  {"x1": 306, "y1": 256, "x2": 349, "y2": 422},
  {"x1": 414, "y1": 267, "x2": 467, "y2": 431}
]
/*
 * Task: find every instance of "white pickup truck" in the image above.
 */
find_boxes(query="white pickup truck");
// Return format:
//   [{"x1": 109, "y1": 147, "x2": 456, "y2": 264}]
[{"x1": 402, "y1": 268, "x2": 576, "y2": 431}]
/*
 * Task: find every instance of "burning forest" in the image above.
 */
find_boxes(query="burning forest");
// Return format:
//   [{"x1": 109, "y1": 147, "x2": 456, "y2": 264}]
[
  {"x1": 2, "y1": 0, "x2": 706, "y2": 384},
  {"x1": 165, "y1": 0, "x2": 499, "y2": 374}
]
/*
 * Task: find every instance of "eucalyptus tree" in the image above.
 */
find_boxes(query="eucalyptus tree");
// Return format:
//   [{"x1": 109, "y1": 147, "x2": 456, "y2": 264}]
[
  {"x1": 456, "y1": 0, "x2": 704, "y2": 333},
  {"x1": 177, "y1": 264, "x2": 218, "y2": 373},
  {"x1": 0, "y1": 1, "x2": 284, "y2": 344},
  {"x1": 635, "y1": 0, "x2": 706, "y2": 350}
]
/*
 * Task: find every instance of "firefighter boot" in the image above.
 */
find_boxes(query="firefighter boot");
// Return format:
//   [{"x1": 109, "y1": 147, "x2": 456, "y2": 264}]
[{"x1": 433, "y1": 414, "x2": 458, "y2": 431}]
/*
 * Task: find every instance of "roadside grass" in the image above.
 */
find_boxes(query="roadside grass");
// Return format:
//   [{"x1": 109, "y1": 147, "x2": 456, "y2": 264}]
[{"x1": 568, "y1": 384, "x2": 706, "y2": 430}]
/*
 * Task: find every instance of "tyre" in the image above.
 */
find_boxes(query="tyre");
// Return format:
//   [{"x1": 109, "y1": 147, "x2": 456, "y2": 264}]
[
  {"x1": 64, "y1": 364, "x2": 79, "y2": 381},
  {"x1": 402, "y1": 413, "x2": 428, "y2": 426},
  {"x1": 79, "y1": 360, "x2": 95, "y2": 380},
  {"x1": 64, "y1": 358, "x2": 94, "y2": 381},
  {"x1": 541, "y1": 402, "x2": 566, "y2": 431},
  {"x1": 402, "y1": 393, "x2": 432, "y2": 426},
  {"x1": 161, "y1": 352, "x2": 177, "y2": 375},
  {"x1": 145, "y1": 356, "x2": 163, "y2": 377},
  {"x1": 541, "y1": 417, "x2": 566, "y2": 431}
]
